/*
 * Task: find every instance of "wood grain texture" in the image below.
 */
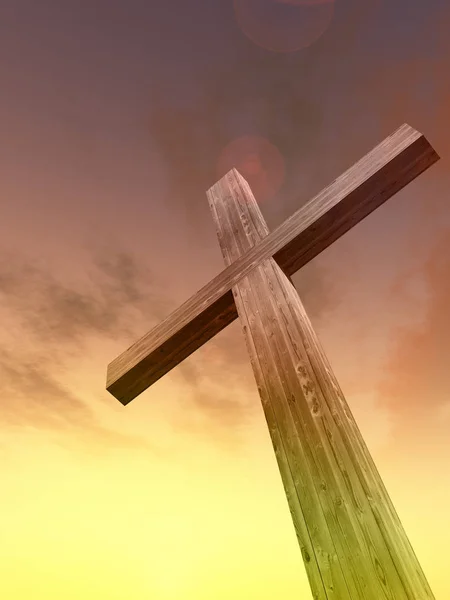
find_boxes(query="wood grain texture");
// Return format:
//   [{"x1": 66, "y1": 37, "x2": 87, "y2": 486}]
[
  {"x1": 107, "y1": 124, "x2": 439, "y2": 404},
  {"x1": 208, "y1": 170, "x2": 435, "y2": 599}
]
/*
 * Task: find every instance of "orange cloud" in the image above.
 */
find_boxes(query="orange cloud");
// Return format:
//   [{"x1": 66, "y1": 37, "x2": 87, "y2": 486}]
[{"x1": 377, "y1": 228, "x2": 450, "y2": 442}]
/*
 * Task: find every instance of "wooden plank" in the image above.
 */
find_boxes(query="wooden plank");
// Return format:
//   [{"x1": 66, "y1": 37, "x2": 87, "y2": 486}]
[
  {"x1": 209, "y1": 171, "x2": 435, "y2": 599},
  {"x1": 233, "y1": 258, "x2": 435, "y2": 599},
  {"x1": 107, "y1": 124, "x2": 438, "y2": 404},
  {"x1": 285, "y1": 262, "x2": 436, "y2": 599}
]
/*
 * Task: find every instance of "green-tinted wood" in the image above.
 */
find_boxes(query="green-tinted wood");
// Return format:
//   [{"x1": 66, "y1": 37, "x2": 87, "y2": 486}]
[
  {"x1": 206, "y1": 169, "x2": 435, "y2": 599},
  {"x1": 107, "y1": 124, "x2": 438, "y2": 405}
]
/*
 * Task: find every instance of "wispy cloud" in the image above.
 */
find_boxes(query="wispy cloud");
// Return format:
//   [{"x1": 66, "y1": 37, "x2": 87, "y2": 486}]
[
  {"x1": 0, "y1": 245, "x2": 172, "y2": 448},
  {"x1": 0, "y1": 248, "x2": 169, "y2": 346}
]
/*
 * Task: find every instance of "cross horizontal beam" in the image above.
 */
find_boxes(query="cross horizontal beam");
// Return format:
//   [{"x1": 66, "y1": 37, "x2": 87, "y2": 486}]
[{"x1": 107, "y1": 124, "x2": 438, "y2": 405}]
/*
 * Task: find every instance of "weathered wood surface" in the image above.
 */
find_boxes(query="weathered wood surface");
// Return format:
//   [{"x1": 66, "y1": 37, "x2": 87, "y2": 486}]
[
  {"x1": 208, "y1": 170, "x2": 435, "y2": 599},
  {"x1": 107, "y1": 124, "x2": 438, "y2": 404}
]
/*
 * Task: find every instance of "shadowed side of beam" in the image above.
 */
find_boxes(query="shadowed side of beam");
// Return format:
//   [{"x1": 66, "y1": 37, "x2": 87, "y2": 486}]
[
  {"x1": 107, "y1": 124, "x2": 439, "y2": 404},
  {"x1": 272, "y1": 127, "x2": 438, "y2": 275}
]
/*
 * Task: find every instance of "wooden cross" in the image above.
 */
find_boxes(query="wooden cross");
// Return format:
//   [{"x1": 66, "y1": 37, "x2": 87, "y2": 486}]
[{"x1": 107, "y1": 124, "x2": 439, "y2": 599}]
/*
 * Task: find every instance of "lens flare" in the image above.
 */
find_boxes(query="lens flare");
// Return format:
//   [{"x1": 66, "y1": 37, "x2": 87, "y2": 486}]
[
  {"x1": 234, "y1": 0, "x2": 335, "y2": 53},
  {"x1": 216, "y1": 135, "x2": 286, "y2": 203}
]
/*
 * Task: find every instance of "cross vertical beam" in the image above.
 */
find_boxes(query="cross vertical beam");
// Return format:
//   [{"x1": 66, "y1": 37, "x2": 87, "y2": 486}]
[{"x1": 207, "y1": 170, "x2": 435, "y2": 599}]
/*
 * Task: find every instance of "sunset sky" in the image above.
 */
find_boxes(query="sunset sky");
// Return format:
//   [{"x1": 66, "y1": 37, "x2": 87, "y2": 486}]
[{"x1": 0, "y1": 1, "x2": 449, "y2": 598}]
